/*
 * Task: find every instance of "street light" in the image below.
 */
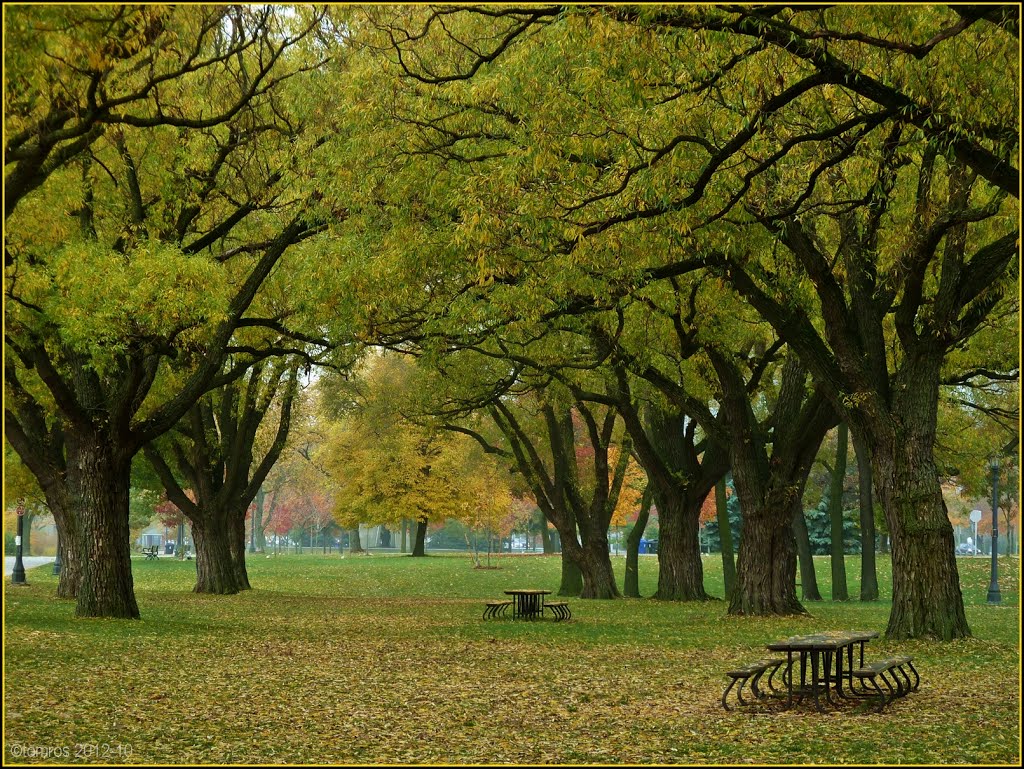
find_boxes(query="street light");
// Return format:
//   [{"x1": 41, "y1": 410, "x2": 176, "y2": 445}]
[
  {"x1": 11, "y1": 499, "x2": 28, "y2": 585},
  {"x1": 53, "y1": 531, "x2": 62, "y2": 575},
  {"x1": 987, "y1": 458, "x2": 1001, "y2": 604}
]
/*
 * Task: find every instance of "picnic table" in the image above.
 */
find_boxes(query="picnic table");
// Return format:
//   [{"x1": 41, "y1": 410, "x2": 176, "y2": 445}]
[
  {"x1": 765, "y1": 630, "x2": 880, "y2": 711},
  {"x1": 503, "y1": 589, "x2": 551, "y2": 620}
]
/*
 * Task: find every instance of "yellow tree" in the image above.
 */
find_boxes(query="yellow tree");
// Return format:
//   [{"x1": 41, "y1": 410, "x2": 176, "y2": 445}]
[{"x1": 320, "y1": 353, "x2": 478, "y2": 556}]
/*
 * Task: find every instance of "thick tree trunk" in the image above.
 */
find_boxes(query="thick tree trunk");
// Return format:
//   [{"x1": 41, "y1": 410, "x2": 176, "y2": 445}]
[
  {"x1": 871, "y1": 429, "x2": 969, "y2": 639},
  {"x1": 191, "y1": 515, "x2": 240, "y2": 595},
  {"x1": 847, "y1": 352, "x2": 970, "y2": 639},
  {"x1": 554, "y1": 519, "x2": 618, "y2": 598},
  {"x1": 228, "y1": 513, "x2": 251, "y2": 591},
  {"x1": 709, "y1": 351, "x2": 831, "y2": 618},
  {"x1": 400, "y1": 518, "x2": 409, "y2": 553},
  {"x1": 715, "y1": 478, "x2": 737, "y2": 601},
  {"x1": 852, "y1": 430, "x2": 879, "y2": 601},
  {"x1": 411, "y1": 517, "x2": 428, "y2": 556},
  {"x1": 67, "y1": 435, "x2": 139, "y2": 618},
  {"x1": 558, "y1": 553, "x2": 583, "y2": 596},
  {"x1": 829, "y1": 423, "x2": 850, "y2": 601},
  {"x1": 652, "y1": 491, "x2": 710, "y2": 600},
  {"x1": 56, "y1": 529, "x2": 84, "y2": 600},
  {"x1": 40, "y1": 485, "x2": 82, "y2": 600},
  {"x1": 579, "y1": 536, "x2": 620, "y2": 599},
  {"x1": 348, "y1": 527, "x2": 365, "y2": 553},
  {"x1": 729, "y1": 490, "x2": 805, "y2": 616},
  {"x1": 792, "y1": 506, "x2": 823, "y2": 601},
  {"x1": 624, "y1": 487, "x2": 652, "y2": 598}
]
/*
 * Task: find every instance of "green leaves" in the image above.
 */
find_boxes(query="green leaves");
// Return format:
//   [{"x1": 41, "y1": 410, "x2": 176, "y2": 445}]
[{"x1": 28, "y1": 240, "x2": 228, "y2": 370}]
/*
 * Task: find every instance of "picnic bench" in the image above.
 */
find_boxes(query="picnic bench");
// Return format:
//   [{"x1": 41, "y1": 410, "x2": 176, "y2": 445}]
[
  {"x1": 722, "y1": 630, "x2": 921, "y2": 712},
  {"x1": 483, "y1": 600, "x2": 512, "y2": 619},
  {"x1": 544, "y1": 601, "x2": 572, "y2": 621},
  {"x1": 848, "y1": 655, "x2": 919, "y2": 711},
  {"x1": 721, "y1": 658, "x2": 787, "y2": 711},
  {"x1": 141, "y1": 546, "x2": 159, "y2": 560}
]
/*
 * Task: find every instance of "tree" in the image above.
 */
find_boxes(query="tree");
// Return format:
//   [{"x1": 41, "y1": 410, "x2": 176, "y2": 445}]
[
  {"x1": 144, "y1": 361, "x2": 300, "y2": 593},
  {"x1": 4, "y1": 6, "x2": 331, "y2": 618},
  {"x1": 460, "y1": 448, "x2": 523, "y2": 568},
  {"x1": 623, "y1": 485, "x2": 653, "y2": 598},
  {"x1": 319, "y1": 354, "x2": 479, "y2": 556}
]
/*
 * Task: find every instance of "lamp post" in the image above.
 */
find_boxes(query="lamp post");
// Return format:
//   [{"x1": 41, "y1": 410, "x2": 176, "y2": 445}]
[
  {"x1": 987, "y1": 458, "x2": 1001, "y2": 604},
  {"x1": 53, "y1": 531, "x2": 62, "y2": 575},
  {"x1": 176, "y1": 520, "x2": 185, "y2": 559},
  {"x1": 12, "y1": 499, "x2": 28, "y2": 585}
]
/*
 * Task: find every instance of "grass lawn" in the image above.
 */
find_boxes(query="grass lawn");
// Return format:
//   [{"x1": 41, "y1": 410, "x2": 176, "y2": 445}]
[{"x1": 3, "y1": 551, "x2": 1020, "y2": 765}]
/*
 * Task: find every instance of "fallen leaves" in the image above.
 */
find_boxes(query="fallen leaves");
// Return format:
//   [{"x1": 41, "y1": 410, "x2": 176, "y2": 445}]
[{"x1": 2, "y1": 555, "x2": 1020, "y2": 765}]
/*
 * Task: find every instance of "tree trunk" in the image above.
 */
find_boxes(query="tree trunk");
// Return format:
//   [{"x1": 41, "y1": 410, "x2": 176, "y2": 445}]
[
  {"x1": 792, "y1": 506, "x2": 823, "y2": 601},
  {"x1": 401, "y1": 518, "x2": 409, "y2": 553},
  {"x1": 349, "y1": 527, "x2": 365, "y2": 554},
  {"x1": 411, "y1": 516, "x2": 428, "y2": 556},
  {"x1": 556, "y1": 553, "x2": 582, "y2": 595},
  {"x1": 228, "y1": 513, "x2": 251, "y2": 590},
  {"x1": 578, "y1": 540, "x2": 619, "y2": 598},
  {"x1": 39, "y1": 485, "x2": 82, "y2": 600},
  {"x1": 829, "y1": 423, "x2": 850, "y2": 601},
  {"x1": 553, "y1": 518, "x2": 618, "y2": 598},
  {"x1": 541, "y1": 516, "x2": 554, "y2": 553},
  {"x1": 715, "y1": 477, "x2": 737, "y2": 601},
  {"x1": 651, "y1": 491, "x2": 710, "y2": 600},
  {"x1": 191, "y1": 515, "x2": 240, "y2": 595},
  {"x1": 852, "y1": 430, "x2": 879, "y2": 601},
  {"x1": 55, "y1": 521, "x2": 83, "y2": 600},
  {"x1": 251, "y1": 489, "x2": 265, "y2": 553},
  {"x1": 22, "y1": 511, "x2": 35, "y2": 556},
  {"x1": 870, "y1": 427, "x2": 969, "y2": 639},
  {"x1": 729, "y1": 490, "x2": 805, "y2": 616},
  {"x1": 66, "y1": 434, "x2": 139, "y2": 618},
  {"x1": 624, "y1": 487, "x2": 653, "y2": 598}
]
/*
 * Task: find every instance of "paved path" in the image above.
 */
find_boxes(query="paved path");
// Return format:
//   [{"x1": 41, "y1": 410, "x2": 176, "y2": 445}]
[{"x1": 4, "y1": 556, "x2": 56, "y2": 577}]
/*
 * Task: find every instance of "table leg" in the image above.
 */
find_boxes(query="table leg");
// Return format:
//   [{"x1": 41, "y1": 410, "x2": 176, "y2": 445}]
[
  {"x1": 835, "y1": 645, "x2": 851, "y2": 699},
  {"x1": 783, "y1": 651, "x2": 795, "y2": 709},
  {"x1": 809, "y1": 651, "x2": 824, "y2": 712},
  {"x1": 822, "y1": 650, "x2": 838, "y2": 706}
]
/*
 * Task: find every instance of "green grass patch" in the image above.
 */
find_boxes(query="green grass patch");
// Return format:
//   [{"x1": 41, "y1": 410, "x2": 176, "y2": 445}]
[{"x1": 3, "y1": 552, "x2": 1020, "y2": 764}]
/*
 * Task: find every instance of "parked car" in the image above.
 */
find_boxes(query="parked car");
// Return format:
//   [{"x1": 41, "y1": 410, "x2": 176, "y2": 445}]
[{"x1": 956, "y1": 543, "x2": 979, "y2": 555}]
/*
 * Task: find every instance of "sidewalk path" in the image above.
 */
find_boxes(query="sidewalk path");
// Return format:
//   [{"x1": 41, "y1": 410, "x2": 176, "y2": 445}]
[{"x1": 4, "y1": 556, "x2": 55, "y2": 577}]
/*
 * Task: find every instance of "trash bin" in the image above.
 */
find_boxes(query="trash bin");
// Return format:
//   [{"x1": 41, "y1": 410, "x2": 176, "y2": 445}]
[
  {"x1": 165, "y1": 542, "x2": 174, "y2": 555},
  {"x1": 639, "y1": 539, "x2": 650, "y2": 554},
  {"x1": 648, "y1": 539, "x2": 658, "y2": 555}
]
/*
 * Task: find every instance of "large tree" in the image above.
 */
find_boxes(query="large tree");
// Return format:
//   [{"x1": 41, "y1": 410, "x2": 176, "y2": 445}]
[
  {"x1": 4, "y1": 5, "x2": 331, "y2": 618},
  {"x1": 144, "y1": 360, "x2": 300, "y2": 594}
]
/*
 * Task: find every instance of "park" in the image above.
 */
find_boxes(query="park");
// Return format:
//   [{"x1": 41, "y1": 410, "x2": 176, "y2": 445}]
[{"x1": 3, "y1": 4, "x2": 1021, "y2": 766}]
